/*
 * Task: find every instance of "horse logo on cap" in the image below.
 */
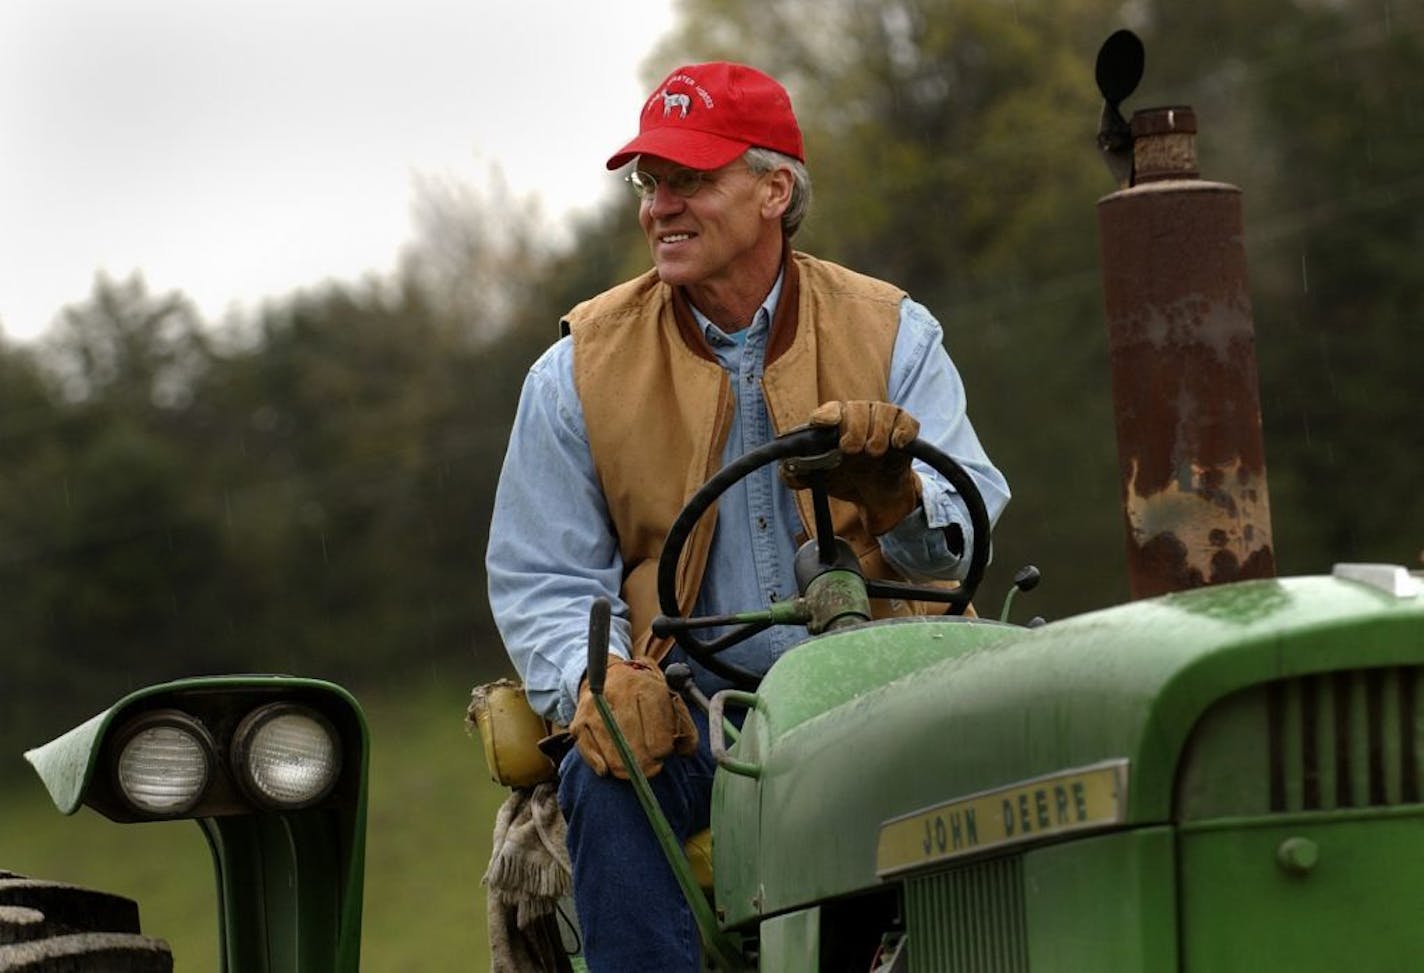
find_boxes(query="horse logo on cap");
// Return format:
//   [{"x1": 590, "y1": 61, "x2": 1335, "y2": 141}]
[{"x1": 660, "y1": 90, "x2": 692, "y2": 118}]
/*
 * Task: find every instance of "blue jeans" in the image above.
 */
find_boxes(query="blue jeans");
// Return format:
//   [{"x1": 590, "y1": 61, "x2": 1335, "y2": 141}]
[{"x1": 557, "y1": 706, "x2": 717, "y2": 972}]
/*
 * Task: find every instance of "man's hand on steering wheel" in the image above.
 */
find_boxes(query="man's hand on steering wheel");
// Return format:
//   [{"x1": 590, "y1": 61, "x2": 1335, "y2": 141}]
[{"x1": 781, "y1": 400, "x2": 923, "y2": 535}]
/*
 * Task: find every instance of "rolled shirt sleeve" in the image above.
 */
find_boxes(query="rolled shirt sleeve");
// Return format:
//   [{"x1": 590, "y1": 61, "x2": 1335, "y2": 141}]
[
  {"x1": 485, "y1": 337, "x2": 630, "y2": 724},
  {"x1": 876, "y1": 297, "x2": 1011, "y2": 581}
]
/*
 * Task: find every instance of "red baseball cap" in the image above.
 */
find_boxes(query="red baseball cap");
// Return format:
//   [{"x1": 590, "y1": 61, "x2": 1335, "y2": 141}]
[{"x1": 606, "y1": 62, "x2": 804, "y2": 171}]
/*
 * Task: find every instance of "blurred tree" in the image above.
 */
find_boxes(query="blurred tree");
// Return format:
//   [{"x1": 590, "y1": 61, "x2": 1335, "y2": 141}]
[
  {"x1": 181, "y1": 280, "x2": 518, "y2": 685},
  {"x1": 42, "y1": 272, "x2": 211, "y2": 411},
  {"x1": 1242, "y1": 1, "x2": 1424, "y2": 571},
  {"x1": 397, "y1": 167, "x2": 546, "y2": 346},
  {"x1": 38, "y1": 422, "x2": 223, "y2": 678},
  {"x1": 2, "y1": 229, "x2": 557, "y2": 756},
  {"x1": 0, "y1": 343, "x2": 64, "y2": 757},
  {"x1": 1, "y1": 277, "x2": 225, "y2": 756},
  {"x1": 0, "y1": 342, "x2": 55, "y2": 473}
]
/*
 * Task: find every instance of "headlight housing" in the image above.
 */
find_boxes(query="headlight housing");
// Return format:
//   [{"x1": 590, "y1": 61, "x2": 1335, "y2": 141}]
[
  {"x1": 231, "y1": 703, "x2": 342, "y2": 810},
  {"x1": 112, "y1": 711, "x2": 215, "y2": 815}
]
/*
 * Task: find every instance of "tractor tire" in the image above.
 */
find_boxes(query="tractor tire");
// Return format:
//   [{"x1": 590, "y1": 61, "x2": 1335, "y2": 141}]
[{"x1": 0, "y1": 872, "x2": 172, "y2": 972}]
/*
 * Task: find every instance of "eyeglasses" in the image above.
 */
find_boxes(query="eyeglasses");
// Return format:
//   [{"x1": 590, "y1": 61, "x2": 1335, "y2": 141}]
[{"x1": 625, "y1": 165, "x2": 752, "y2": 201}]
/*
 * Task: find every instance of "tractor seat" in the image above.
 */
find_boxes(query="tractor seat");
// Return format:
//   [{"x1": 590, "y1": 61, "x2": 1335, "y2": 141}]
[
  {"x1": 684, "y1": 827, "x2": 714, "y2": 893},
  {"x1": 469, "y1": 679, "x2": 715, "y2": 893}
]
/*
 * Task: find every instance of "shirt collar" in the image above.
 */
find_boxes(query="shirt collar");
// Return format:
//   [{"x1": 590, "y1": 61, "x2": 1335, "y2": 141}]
[{"x1": 688, "y1": 270, "x2": 786, "y2": 346}]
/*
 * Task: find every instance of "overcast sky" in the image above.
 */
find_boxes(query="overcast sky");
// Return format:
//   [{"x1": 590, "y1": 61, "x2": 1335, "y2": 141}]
[{"x1": 0, "y1": 0, "x2": 677, "y2": 342}]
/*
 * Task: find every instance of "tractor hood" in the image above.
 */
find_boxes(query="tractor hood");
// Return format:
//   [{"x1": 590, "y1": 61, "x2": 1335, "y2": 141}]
[{"x1": 712, "y1": 569, "x2": 1424, "y2": 925}]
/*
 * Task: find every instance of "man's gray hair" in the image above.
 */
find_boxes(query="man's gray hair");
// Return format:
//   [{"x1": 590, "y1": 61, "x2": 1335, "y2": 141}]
[{"x1": 744, "y1": 148, "x2": 812, "y2": 238}]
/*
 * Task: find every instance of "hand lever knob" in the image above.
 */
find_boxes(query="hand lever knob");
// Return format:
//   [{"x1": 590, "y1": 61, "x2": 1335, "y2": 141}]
[{"x1": 586, "y1": 597, "x2": 612, "y2": 696}]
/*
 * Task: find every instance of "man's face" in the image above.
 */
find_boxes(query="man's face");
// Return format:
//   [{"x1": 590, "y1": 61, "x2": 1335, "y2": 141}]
[{"x1": 634, "y1": 155, "x2": 775, "y2": 291}]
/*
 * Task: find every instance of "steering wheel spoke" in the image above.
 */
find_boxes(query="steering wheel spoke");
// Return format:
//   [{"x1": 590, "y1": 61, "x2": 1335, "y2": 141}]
[
  {"x1": 798, "y1": 475, "x2": 838, "y2": 566},
  {"x1": 686, "y1": 620, "x2": 773, "y2": 656},
  {"x1": 864, "y1": 577, "x2": 972, "y2": 606}
]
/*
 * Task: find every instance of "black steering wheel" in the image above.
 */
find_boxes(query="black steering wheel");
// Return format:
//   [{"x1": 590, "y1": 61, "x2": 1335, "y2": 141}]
[{"x1": 653, "y1": 424, "x2": 990, "y2": 688}]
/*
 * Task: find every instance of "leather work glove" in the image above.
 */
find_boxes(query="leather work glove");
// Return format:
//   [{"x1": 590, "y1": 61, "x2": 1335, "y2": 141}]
[
  {"x1": 568, "y1": 658, "x2": 698, "y2": 780},
  {"x1": 783, "y1": 400, "x2": 923, "y2": 536}
]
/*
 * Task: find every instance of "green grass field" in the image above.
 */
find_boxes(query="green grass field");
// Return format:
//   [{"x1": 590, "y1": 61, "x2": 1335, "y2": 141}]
[{"x1": 0, "y1": 675, "x2": 511, "y2": 970}]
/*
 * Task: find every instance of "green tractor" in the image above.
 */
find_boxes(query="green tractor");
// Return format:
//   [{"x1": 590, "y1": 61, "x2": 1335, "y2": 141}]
[{"x1": 8, "y1": 30, "x2": 1424, "y2": 973}]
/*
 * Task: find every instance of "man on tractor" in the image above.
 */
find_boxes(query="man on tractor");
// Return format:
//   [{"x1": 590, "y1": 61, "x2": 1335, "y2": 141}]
[{"x1": 487, "y1": 60, "x2": 1010, "y2": 971}]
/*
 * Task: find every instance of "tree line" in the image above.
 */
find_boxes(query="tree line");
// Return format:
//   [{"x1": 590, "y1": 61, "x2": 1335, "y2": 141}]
[{"x1": 2, "y1": 0, "x2": 1420, "y2": 762}]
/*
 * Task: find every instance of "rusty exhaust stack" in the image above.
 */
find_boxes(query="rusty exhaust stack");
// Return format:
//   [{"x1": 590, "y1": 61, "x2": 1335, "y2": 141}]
[{"x1": 1095, "y1": 34, "x2": 1275, "y2": 599}]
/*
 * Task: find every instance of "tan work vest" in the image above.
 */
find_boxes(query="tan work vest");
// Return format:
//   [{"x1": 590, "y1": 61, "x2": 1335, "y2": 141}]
[{"x1": 565, "y1": 251, "x2": 937, "y2": 663}]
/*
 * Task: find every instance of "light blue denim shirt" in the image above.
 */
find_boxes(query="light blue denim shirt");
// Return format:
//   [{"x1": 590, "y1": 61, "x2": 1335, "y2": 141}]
[{"x1": 487, "y1": 275, "x2": 1010, "y2": 723}]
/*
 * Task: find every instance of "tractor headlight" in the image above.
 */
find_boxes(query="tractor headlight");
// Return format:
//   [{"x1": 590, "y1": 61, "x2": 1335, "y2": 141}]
[
  {"x1": 232, "y1": 704, "x2": 342, "y2": 809},
  {"x1": 113, "y1": 712, "x2": 214, "y2": 815}
]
